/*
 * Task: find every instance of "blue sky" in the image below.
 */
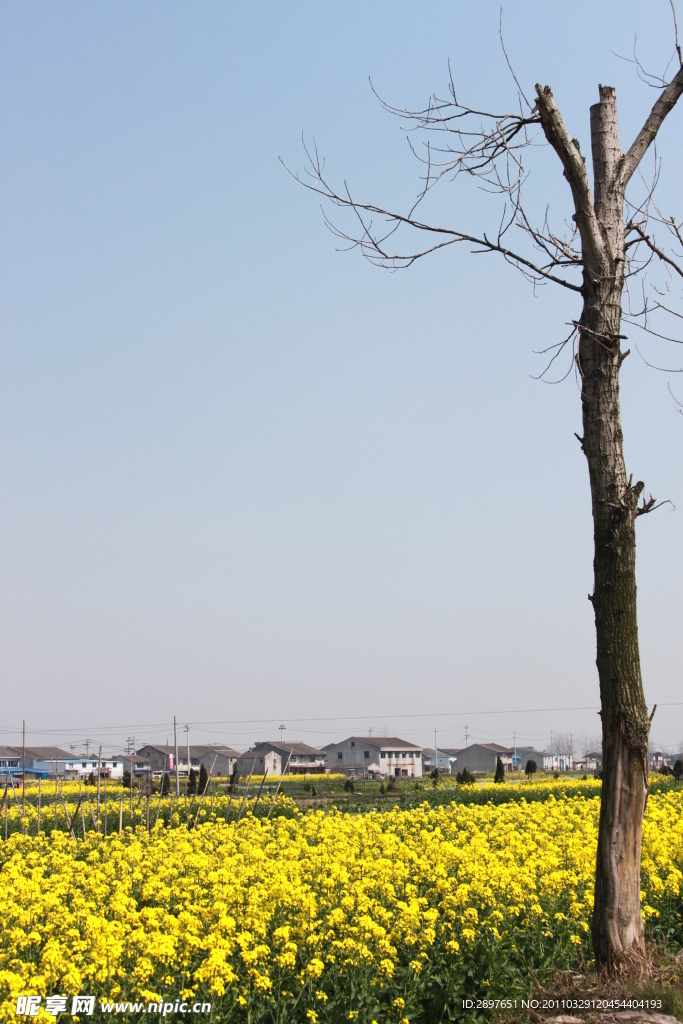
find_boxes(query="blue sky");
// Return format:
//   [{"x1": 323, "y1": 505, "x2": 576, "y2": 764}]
[{"x1": 1, "y1": 1, "x2": 682, "y2": 755}]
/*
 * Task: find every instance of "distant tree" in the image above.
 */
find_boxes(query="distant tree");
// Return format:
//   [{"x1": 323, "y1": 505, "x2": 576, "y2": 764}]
[
  {"x1": 162, "y1": 772, "x2": 171, "y2": 795},
  {"x1": 456, "y1": 767, "x2": 475, "y2": 785},
  {"x1": 525, "y1": 759, "x2": 538, "y2": 777},
  {"x1": 229, "y1": 766, "x2": 239, "y2": 793},
  {"x1": 673, "y1": 759, "x2": 683, "y2": 782},
  {"x1": 344, "y1": 778, "x2": 354, "y2": 793},
  {"x1": 188, "y1": 768, "x2": 197, "y2": 796},
  {"x1": 379, "y1": 782, "x2": 385, "y2": 795},
  {"x1": 659, "y1": 765, "x2": 673, "y2": 776},
  {"x1": 122, "y1": 770, "x2": 131, "y2": 789},
  {"x1": 198, "y1": 763, "x2": 209, "y2": 795},
  {"x1": 494, "y1": 757, "x2": 506, "y2": 784}
]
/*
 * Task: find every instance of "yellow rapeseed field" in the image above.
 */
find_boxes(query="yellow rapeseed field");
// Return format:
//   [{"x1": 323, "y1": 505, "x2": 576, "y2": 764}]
[{"x1": 1, "y1": 781, "x2": 682, "y2": 1023}]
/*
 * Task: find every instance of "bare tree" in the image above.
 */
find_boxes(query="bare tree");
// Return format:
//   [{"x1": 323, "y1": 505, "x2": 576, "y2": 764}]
[{"x1": 286, "y1": 11, "x2": 683, "y2": 965}]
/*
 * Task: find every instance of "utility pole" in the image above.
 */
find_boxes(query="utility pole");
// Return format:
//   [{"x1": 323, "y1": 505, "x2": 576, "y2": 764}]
[
  {"x1": 185, "y1": 725, "x2": 190, "y2": 781},
  {"x1": 434, "y1": 727, "x2": 437, "y2": 772},
  {"x1": 551, "y1": 731, "x2": 553, "y2": 771},
  {"x1": 85, "y1": 739, "x2": 90, "y2": 758},
  {"x1": 514, "y1": 730, "x2": 517, "y2": 772},
  {"x1": 279, "y1": 724, "x2": 286, "y2": 744},
  {"x1": 174, "y1": 716, "x2": 179, "y2": 797},
  {"x1": 369, "y1": 727, "x2": 373, "y2": 738},
  {"x1": 465, "y1": 725, "x2": 468, "y2": 753},
  {"x1": 22, "y1": 720, "x2": 25, "y2": 819}
]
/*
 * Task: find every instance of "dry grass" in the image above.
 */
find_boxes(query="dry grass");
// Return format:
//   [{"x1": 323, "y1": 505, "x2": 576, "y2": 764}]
[{"x1": 496, "y1": 944, "x2": 683, "y2": 1023}]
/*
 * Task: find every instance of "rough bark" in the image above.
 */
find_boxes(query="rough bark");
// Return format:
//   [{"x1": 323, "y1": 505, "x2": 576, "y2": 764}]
[
  {"x1": 535, "y1": 80, "x2": 676, "y2": 965},
  {"x1": 582, "y1": 87, "x2": 650, "y2": 965}
]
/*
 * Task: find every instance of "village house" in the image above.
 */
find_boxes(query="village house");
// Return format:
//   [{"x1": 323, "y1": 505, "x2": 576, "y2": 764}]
[
  {"x1": 7, "y1": 746, "x2": 73, "y2": 779},
  {"x1": 0, "y1": 747, "x2": 22, "y2": 779},
  {"x1": 133, "y1": 743, "x2": 239, "y2": 778},
  {"x1": 422, "y1": 747, "x2": 458, "y2": 773},
  {"x1": 237, "y1": 741, "x2": 327, "y2": 776},
  {"x1": 322, "y1": 737, "x2": 423, "y2": 779}
]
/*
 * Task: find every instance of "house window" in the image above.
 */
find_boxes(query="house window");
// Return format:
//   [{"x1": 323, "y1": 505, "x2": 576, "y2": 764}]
[
  {"x1": 364, "y1": 751, "x2": 369, "y2": 758},
  {"x1": 380, "y1": 752, "x2": 386, "y2": 758},
  {"x1": 402, "y1": 752, "x2": 407, "y2": 758},
  {"x1": 416, "y1": 753, "x2": 420, "y2": 760},
  {"x1": 337, "y1": 752, "x2": 343, "y2": 760},
  {"x1": 351, "y1": 741, "x2": 355, "y2": 747}
]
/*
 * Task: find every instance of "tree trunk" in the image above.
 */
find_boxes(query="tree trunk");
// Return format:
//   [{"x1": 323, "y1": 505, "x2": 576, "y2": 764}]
[{"x1": 579, "y1": 87, "x2": 650, "y2": 965}]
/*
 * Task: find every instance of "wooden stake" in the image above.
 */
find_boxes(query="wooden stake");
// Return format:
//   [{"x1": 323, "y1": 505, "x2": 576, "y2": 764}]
[
  {"x1": 236, "y1": 757, "x2": 255, "y2": 825},
  {"x1": 22, "y1": 719, "x2": 25, "y2": 821},
  {"x1": 50, "y1": 758, "x2": 76, "y2": 840},
  {"x1": 119, "y1": 793, "x2": 123, "y2": 833},
  {"x1": 154, "y1": 748, "x2": 168, "y2": 828},
  {"x1": 191, "y1": 755, "x2": 217, "y2": 829},
  {"x1": 104, "y1": 778, "x2": 108, "y2": 837},
  {"x1": 85, "y1": 784, "x2": 97, "y2": 829},
  {"x1": 78, "y1": 780, "x2": 86, "y2": 836},
  {"x1": 253, "y1": 768, "x2": 269, "y2": 812},
  {"x1": 96, "y1": 746, "x2": 102, "y2": 831},
  {"x1": 37, "y1": 778, "x2": 42, "y2": 835},
  {"x1": 266, "y1": 750, "x2": 293, "y2": 821}
]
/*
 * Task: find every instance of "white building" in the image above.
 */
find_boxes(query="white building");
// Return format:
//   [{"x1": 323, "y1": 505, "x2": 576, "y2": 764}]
[
  {"x1": 323, "y1": 737, "x2": 423, "y2": 778},
  {"x1": 64, "y1": 756, "x2": 125, "y2": 779}
]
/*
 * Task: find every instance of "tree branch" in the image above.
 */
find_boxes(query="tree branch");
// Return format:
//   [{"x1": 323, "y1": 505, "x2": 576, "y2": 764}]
[
  {"x1": 281, "y1": 147, "x2": 583, "y2": 291},
  {"x1": 628, "y1": 223, "x2": 683, "y2": 280},
  {"x1": 534, "y1": 84, "x2": 604, "y2": 266},
  {"x1": 620, "y1": 65, "x2": 683, "y2": 186}
]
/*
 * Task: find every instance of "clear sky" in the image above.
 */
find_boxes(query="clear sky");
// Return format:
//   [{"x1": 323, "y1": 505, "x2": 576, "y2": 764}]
[{"x1": 1, "y1": 1, "x2": 682, "y2": 758}]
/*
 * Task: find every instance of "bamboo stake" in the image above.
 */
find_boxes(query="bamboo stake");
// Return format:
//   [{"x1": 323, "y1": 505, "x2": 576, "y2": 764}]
[
  {"x1": 3, "y1": 778, "x2": 7, "y2": 839},
  {"x1": 96, "y1": 746, "x2": 102, "y2": 831},
  {"x1": 85, "y1": 784, "x2": 97, "y2": 829},
  {"x1": 191, "y1": 755, "x2": 217, "y2": 829},
  {"x1": 8, "y1": 769, "x2": 23, "y2": 833},
  {"x1": 267, "y1": 750, "x2": 293, "y2": 821},
  {"x1": 37, "y1": 778, "x2": 42, "y2": 835},
  {"x1": 225, "y1": 773, "x2": 235, "y2": 823},
  {"x1": 253, "y1": 769, "x2": 269, "y2": 812},
  {"x1": 104, "y1": 777, "x2": 108, "y2": 837},
  {"x1": 119, "y1": 794, "x2": 123, "y2": 833},
  {"x1": 146, "y1": 759, "x2": 151, "y2": 831},
  {"x1": 22, "y1": 719, "x2": 25, "y2": 821},
  {"x1": 79, "y1": 779, "x2": 87, "y2": 836},
  {"x1": 154, "y1": 749, "x2": 168, "y2": 827},
  {"x1": 50, "y1": 758, "x2": 76, "y2": 840},
  {"x1": 55, "y1": 774, "x2": 58, "y2": 832},
  {"x1": 236, "y1": 758, "x2": 256, "y2": 825}
]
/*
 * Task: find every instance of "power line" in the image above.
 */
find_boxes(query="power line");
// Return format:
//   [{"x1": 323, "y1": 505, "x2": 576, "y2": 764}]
[{"x1": 6, "y1": 701, "x2": 682, "y2": 736}]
